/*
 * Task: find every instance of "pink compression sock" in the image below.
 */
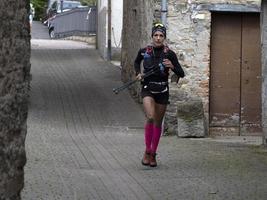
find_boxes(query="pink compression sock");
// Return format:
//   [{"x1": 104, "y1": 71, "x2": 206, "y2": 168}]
[
  {"x1": 144, "y1": 123, "x2": 153, "y2": 152},
  {"x1": 151, "y1": 125, "x2": 162, "y2": 153}
]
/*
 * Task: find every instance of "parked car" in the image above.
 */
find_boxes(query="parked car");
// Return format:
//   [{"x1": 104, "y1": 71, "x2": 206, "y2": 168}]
[
  {"x1": 50, "y1": 0, "x2": 82, "y2": 14},
  {"x1": 44, "y1": 0, "x2": 83, "y2": 26}
]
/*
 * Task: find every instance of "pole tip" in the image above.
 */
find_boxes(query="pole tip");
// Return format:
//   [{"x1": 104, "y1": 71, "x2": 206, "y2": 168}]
[{"x1": 113, "y1": 88, "x2": 118, "y2": 94}]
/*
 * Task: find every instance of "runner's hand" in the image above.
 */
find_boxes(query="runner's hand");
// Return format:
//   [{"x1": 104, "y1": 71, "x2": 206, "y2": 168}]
[
  {"x1": 163, "y1": 59, "x2": 174, "y2": 69},
  {"x1": 136, "y1": 73, "x2": 142, "y2": 80}
]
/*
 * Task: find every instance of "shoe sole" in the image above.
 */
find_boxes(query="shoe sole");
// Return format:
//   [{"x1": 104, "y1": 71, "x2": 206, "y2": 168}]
[{"x1": 141, "y1": 160, "x2": 150, "y2": 166}]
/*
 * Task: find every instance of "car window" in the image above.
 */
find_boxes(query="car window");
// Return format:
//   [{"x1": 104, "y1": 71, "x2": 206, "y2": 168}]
[{"x1": 63, "y1": 2, "x2": 81, "y2": 9}]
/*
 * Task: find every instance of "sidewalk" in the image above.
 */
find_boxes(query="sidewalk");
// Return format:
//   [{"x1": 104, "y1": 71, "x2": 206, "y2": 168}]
[
  {"x1": 194, "y1": 135, "x2": 263, "y2": 145},
  {"x1": 22, "y1": 39, "x2": 267, "y2": 199}
]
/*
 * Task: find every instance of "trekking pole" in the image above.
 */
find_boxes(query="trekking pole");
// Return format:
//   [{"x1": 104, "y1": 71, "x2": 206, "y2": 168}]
[
  {"x1": 113, "y1": 65, "x2": 160, "y2": 94},
  {"x1": 113, "y1": 79, "x2": 138, "y2": 94}
]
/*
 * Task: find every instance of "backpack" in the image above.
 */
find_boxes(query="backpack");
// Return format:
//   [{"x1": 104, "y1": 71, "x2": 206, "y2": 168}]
[
  {"x1": 144, "y1": 45, "x2": 169, "y2": 57},
  {"x1": 143, "y1": 45, "x2": 170, "y2": 93},
  {"x1": 143, "y1": 45, "x2": 170, "y2": 75}
]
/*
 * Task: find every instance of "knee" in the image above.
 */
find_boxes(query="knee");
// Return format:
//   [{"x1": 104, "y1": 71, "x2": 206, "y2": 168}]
[
  {"x1": 154, "y1": 121, "x2": 162, "y2": 127},
  {"x1": 153, "y1": 117, "x2": 163, "y2": 127},
  {"x1": 146, "y1": 118, "x2": 154, "y2": 124}
]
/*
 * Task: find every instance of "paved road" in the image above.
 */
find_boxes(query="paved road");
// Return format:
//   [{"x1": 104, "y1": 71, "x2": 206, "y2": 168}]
[
  {"x1": 31, "y1": 21, "x2": 50, "y2": 39},
  {"x1": 22, "y1": 22, "x2": 267, "y2": 200}
]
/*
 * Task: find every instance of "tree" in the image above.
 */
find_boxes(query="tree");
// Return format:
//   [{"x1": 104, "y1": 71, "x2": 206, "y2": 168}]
[
  {"x1": 31, "y1": 0, "x2": 47, "y2": 21},
  {"x1": 0, "y1": 0, "x2": 31, "y2": 198},
  {"x1": 80, "y1": 0, "x2": 97, "y2": 6}
]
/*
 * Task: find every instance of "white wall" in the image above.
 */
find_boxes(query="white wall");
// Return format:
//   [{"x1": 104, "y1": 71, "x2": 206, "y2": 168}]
[
  {"x1": 97, "y1": 0, "x2": 108, "y2": 59},
  {"x1": 111, "y1": 0, "x2": 122, "y2": 49},
  {"x1": 97, "y1": 0, "x2": 123, "y2": 60}
]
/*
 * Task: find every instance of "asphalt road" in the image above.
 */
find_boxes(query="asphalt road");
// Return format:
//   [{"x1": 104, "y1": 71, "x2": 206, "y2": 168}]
[
  {"x1": 31, "y1": 21, "x2": 50, "y2": 39},
  {"x1": 22, "y1": 21, "x2": 267, "y2": 200}
]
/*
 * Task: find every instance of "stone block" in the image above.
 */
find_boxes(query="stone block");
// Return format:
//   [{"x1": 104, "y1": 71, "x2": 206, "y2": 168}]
[{"x1": 177, "y1": 98, "x2": 205, "y2": 137}]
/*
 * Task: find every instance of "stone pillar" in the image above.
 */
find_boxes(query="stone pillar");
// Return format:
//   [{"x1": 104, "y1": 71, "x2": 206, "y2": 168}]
[
  {"x1": 262, "y1": 0, "x2": 267, "y2": 146},
  {"x1": 0, "y1": 0, "x2": 31, "y2": 199}
]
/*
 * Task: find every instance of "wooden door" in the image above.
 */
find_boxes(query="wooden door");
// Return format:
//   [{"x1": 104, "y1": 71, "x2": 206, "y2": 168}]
[
  {"x1": 240, "y1": 13, "x2": 262, "y2": 134},
  {"x1": 210, "y1": 12, "x2": 262, "y2": 135}
]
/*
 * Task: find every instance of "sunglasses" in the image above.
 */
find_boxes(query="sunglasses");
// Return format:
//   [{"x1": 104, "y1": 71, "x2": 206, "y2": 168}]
[{"x1": 154, "y1": 23, "x2": 164, "y2": 28}]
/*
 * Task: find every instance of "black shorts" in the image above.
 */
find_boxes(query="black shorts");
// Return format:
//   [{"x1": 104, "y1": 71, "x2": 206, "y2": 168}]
[{"x1": 141, "y1": 84, "x2": 169, "y2": 105}]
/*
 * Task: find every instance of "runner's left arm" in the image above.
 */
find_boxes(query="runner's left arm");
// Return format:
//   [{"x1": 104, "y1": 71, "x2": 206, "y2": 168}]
[{"x1": 168, "y1": 50, "x2": 185, "y2": 78}]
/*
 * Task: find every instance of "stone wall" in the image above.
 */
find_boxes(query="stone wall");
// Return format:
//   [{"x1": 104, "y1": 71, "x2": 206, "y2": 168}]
[
  {"x1": 165, "y1": 0, "x2": 261, "y2": 134},
  {"x1": 167, "y1": 0, "x2": 261, "y2": 101},
  {"x1": 0, "y1": 0, "x2": 31, "y2": 199},
  {"x1": 64, "y1": 35, "x2": 96, "y2": 45},
  {"x1": 121, "y1": 0, "x2": 262, "y2": 135},
  {"x1": 164, "y1": 0, "x2": 211, "y2": 134}
]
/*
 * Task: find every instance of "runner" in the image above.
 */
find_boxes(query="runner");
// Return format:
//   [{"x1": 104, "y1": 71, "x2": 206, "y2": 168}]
[{"x1": 134, "y1": 23, "x2": 185, "y2": 167}]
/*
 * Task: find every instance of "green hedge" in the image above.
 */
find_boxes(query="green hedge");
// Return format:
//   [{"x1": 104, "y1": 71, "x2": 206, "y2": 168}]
[
  {"x1": 80, "y1": 0, "x2": 96, "y2": 6},
  {"x1": 31, "y1": 0, "x2": 47, "y2": 21}
]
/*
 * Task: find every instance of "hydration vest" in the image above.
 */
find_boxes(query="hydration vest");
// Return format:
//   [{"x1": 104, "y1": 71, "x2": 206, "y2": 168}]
[{"x1": 143, "y1": 45, "x2": 170, "y2": 76}]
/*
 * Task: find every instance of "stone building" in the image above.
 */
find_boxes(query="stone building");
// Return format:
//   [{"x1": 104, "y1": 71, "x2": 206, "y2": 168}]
[{"x1": 121, "y1": 0, "x2": 265, "y2": 137}]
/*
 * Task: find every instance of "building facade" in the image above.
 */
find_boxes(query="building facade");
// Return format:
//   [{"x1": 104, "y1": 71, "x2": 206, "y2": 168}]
[
  {"x1": 121, "y1": 0, "x2": 264, "y2": 137},
  {"x1": 97, "y1": 0, "x2": 123, "y2": 60}
]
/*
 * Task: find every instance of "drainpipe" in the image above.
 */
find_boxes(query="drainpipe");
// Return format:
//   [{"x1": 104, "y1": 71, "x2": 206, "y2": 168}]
[
  {"x1": 107, "y1": 0, "x2": 112, "y2": 60},
  {"x1": 161, "y1": 0, "x2": 167, "y2": 26},
  {"x1": 262, "y1": 1, "x2": 267, "y2": 146},
  {"x1": 60, "y1": 0, "x2": 63, "y2": 13}
]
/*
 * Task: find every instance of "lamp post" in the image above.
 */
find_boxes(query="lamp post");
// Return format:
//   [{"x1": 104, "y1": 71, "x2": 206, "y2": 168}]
[
  {"x1": 60, "y1": 0, "x2": 63, "y2": 13},
  {"x1": 107, "y1": 0, "x2": 111, "y2": 60}
]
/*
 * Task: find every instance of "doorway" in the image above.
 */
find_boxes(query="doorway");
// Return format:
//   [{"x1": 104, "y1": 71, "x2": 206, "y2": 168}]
[{"x1": 210, "y1": 12, "x2": 262, "y2": 135}]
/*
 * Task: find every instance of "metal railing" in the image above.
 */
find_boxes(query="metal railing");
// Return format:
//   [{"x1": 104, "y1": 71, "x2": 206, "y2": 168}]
[{"x1": 49, "y1": 6, "x2": 96, "y2": 38}]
